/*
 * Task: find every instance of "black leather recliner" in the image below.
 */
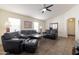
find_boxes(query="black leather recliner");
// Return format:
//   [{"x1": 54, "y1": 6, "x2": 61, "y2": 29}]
[
  {"x1": 1, "y1": 32, "x2": 23, "y2": 54},
  {"x1": 43, "y1": 29, "x2": 58, "y2": 39}
]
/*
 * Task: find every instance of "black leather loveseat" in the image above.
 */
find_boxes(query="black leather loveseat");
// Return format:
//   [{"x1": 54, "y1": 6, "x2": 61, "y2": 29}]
[{"x1": 1, "y1": 30, "x2": 38, "y2": 54}]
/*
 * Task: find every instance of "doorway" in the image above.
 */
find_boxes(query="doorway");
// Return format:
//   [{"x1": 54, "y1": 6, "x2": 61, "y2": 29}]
[{"x1": 67, "y1": 18, "x2": 75, "y2": 36}]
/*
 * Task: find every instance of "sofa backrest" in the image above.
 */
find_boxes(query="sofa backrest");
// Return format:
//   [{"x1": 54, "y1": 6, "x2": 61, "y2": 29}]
[
  {"x1": 2, "y1": 32, "x2": 20, "y2": 40},
  {"x1": 21, "y1": 30, "x2": 37, "y2": 35},
  {"x1": 45, "y1": 29, "x2": 58, "y2": 34},
  {"x1": 2, "y1": 30, "x2": 37, "y2": 40}
]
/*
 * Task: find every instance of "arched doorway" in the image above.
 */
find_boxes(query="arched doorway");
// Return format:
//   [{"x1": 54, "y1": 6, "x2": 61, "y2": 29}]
[{"x1": 67, "y1": 18, "x2": 75, "y2": 37}]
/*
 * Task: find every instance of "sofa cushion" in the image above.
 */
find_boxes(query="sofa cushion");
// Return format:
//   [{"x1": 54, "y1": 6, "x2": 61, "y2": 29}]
[{"x1": 21, "y1": 30, "x2": 37, "y2": 35}]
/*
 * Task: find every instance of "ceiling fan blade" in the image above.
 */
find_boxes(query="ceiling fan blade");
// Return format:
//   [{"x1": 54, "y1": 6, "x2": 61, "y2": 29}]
[
  {"x1": 46, "y1": 4, "x2": 53, "y2": 8},
  {"x1": 46, "y1": 8, "x2": 52, "y2": 11}
]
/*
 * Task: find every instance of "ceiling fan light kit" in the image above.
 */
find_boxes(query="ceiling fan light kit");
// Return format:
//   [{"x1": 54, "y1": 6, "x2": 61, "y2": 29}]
[
  {"x1": 42, "y1": 8, "x2": 46, "y2": 11},
  {"x1": 42, "y1": 8, "x2": 46, "y2": 13}
]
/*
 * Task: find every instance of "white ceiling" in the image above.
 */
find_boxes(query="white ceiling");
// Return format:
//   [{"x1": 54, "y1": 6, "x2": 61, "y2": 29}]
[{"x1": 0, "y1": 4, "x2": 75, "y2": 20}]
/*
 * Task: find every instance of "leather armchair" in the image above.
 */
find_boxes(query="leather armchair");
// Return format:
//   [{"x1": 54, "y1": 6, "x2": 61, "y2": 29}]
[
  {"x1": 1, "y1": 32, "x2": 23, "y2": 54},
  {"x1": 43, "y1": 29, "x2": 58, "y2": 39}
]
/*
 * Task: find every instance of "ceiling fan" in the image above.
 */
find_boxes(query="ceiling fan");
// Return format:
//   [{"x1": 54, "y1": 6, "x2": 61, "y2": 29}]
[{"x1": 42, "y1": 4, "x2": 53, "y2": 13}]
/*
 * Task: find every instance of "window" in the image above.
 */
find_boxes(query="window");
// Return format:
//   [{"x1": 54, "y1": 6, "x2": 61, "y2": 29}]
[
  {"x1": 50, "y1": 23, "x2": 58, "y2": 29},
  {"x1": 33, "y1": 22, "x2": 39, "y2": 32},
  {"x1": 52, "y1": 23, "x2": 58, "y2": 29},
  {"x1": 8, "y1": 18, "x2": 21, "y2": 32}
]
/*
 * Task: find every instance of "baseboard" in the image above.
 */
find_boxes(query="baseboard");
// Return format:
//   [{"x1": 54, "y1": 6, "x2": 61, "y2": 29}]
[
  {"x1": 58, "y1": 36, "x2": 68, "y2": 39},
  {"x1": 68, "y1": 34, "x2": 75, "y2": 36}
]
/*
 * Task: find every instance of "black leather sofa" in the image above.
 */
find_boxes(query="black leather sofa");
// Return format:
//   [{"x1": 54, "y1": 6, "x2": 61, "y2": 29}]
[
  {"x1": 1, "y1": 30, "x2": 38, "y2": 54},
  {"x1": 20, "y1": 30, "x2": 37, "y2": 38},
  {"x1": 21, "y1": 30, "x2": 37, "y2": 35},
  {"x1": 43, "y1": 29, "x2": 58, "y2": 39}
]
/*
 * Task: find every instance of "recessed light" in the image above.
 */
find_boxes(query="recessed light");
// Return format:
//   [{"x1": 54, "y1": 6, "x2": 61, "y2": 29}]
[{"x1": 69, "y1": 19, "x2": 73, "y2": 21}]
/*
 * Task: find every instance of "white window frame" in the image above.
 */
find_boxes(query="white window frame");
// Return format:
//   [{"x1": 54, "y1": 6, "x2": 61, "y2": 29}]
[
  {"x1": 8, "y1": 17, "x2": 21, "y2": 32},
  {"x1": 33, "y1": 22, "x2": 39, "y2": 32}
]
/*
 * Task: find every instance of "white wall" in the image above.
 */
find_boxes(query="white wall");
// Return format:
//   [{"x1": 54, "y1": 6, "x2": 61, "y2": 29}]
[
  {"x1": 46, "y1": 5, "x2": 79, "y2": 40},
  {"x1": 46, "y1": 15, "x2": 67, "y2": 37}
]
